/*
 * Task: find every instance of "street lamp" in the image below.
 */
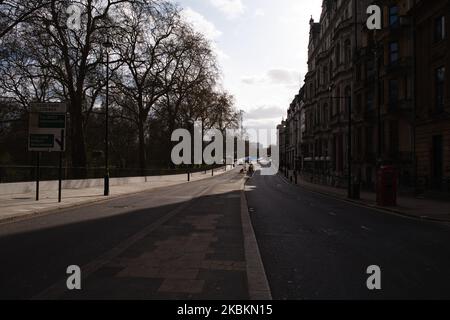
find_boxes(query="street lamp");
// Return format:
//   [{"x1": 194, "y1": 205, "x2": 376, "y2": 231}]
[
  {"x1": 103, "y1": 37, "x2": 112, "y2": 196},
  {"x1": 239, "y1": 110, "x2": 245, "y2": 140}
]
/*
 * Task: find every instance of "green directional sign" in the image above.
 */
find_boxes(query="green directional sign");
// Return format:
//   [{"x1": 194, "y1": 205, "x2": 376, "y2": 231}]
[
  {"x1": 29, "y1": 102, "x2": 67, "y2": 152},
  {"x1": 29, "y1": 134, "x2": 54, "y2": 149},
  {"x1": 38, "y1": 113, "x2": 66, "y2": 128}
]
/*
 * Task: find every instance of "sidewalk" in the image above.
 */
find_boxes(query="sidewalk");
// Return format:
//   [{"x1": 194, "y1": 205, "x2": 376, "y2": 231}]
[
  {"x1": 0, "y1": 167, "x2": 231, "y2": 224},
  {"x1": 283, "y1": 173, "x2": 450, "y2": 223}
]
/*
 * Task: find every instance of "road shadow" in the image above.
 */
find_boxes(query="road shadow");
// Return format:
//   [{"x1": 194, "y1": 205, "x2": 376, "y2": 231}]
[{"x1": 0, "y1": 178, "x2": 248, "y2": 300}]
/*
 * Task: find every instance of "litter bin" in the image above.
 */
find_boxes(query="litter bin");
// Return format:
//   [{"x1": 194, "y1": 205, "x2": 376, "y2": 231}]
[{"x1": 377, "y1": 165, "x2": 397, "y2": 206}]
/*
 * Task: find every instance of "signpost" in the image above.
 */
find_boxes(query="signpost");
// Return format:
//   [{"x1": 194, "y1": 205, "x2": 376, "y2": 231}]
[{"x1": 28, "y1": 103, "x2": 67, "y2": 202}]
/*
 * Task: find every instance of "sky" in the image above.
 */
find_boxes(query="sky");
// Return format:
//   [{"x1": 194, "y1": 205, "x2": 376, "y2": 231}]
[{"x1": 178, "y1": 0, "x2": 322, "y2": 144}]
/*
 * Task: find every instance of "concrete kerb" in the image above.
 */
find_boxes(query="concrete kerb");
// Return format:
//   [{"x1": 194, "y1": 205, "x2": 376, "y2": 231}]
[{"x1": 240, "y1": 176, "x2": 272, "y2": 300}]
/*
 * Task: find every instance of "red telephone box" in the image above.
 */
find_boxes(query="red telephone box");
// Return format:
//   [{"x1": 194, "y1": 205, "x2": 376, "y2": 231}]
[{"x1": 377, "y1": 165, "x2": 397, "y2": 206}]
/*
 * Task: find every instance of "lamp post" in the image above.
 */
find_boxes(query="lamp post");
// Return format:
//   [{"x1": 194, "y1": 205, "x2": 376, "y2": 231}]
[
  {"x1": 103, "y1": 37, "x2": 112, "y2": 196},
  {"x1": 373, "y1": 30, "x2": 382, "y2": 167},
  {"x1": 347, "y1": 95, "x2": 352, "y2": 199}
]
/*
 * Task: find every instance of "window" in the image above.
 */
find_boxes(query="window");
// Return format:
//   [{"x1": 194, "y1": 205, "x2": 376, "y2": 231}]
[
  {"x1": 317, "y1": 106, "x2": 321, "y2": 125},
  {"x1": 365, "y1": 126, "x2": 374, "y2": 154},
  {"x1": 334, "y1": 86, "x2": 340, "y2": 115},
  {"x1": 435, "y1": 16, "x2": 446, "y2": 42},
  {"x1": 356, "y1": 94, "x2": 362, "y2": 114},
  {"x1": 379, "y1": 80, "x2": 384, "y2": 104},
  {"x1": 336, "y1": 43, "x2": 341, "y2": 65},
  {"x1": 344, "y1": 39, "x2": 352, "y2": 64},
  {"x1": 436, "y1": 67, "x2": 445, "y2": 112},
  {"x1": 356, "y1": 127, "x2": 363, "y2": 155},
  {"x1": 344, "y1": 86, "x2": 351, "y2": 114},
  {"x1": 389, "y1": 79, "x2": 399, "y2": 108},
  {"x1": 389, "y1": 121, "x2": 399, "y2": 157},
  {"x1": 323, "y1": 104, "x2": 328, "y2": 124},
  {"x1": 367, "y1": 91, "x2": 374, "y2": 111},
  {"x1": 367, "y1": 60, "x2": 375, "y2": 78},
  {"x1": 389, "y1": 42, "x2": 399, "y2": 64},
  {"x1": 389, "y1": 6, "x2": 399, "y2": 26}
]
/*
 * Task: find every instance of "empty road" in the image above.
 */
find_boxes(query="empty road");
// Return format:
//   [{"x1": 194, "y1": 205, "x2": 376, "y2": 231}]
[{"x1": 246, "y1": 170, "x2": 450, "y2": 299}]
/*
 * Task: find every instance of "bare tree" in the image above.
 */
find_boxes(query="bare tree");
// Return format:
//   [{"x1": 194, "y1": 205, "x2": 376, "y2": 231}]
[
  {"x1": 0, "y1": 35, "x2": 57, "y2": 109},
  {"x1": 12, "y1": 0, "x2": 136, "y2": 176},
  {"x1": 0, "y1": 0, "x2": 52, "y2": 39},
  {"x1": 112, "y1": 1, "x2": 183, "y2": 173},
  {"x1": 0, "y1": 0, "x2": 239, "y2": 174}
]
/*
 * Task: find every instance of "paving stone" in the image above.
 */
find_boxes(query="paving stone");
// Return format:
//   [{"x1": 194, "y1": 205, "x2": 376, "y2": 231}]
[{"x1": 158, "y1": 279, "x2": 205, "y2": 294}]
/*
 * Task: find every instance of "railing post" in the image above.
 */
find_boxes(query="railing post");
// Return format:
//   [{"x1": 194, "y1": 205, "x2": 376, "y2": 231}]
[{"x1": 35, "y1": 152, "x2": 40, "y2": 201}]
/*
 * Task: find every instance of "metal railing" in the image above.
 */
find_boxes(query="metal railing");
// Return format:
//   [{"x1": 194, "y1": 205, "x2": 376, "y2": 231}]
[{"x1": 0, "y1": 164, "x2": 228, "y2": 184}]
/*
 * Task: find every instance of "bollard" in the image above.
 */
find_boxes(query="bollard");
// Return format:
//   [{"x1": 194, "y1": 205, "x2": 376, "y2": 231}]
[
  {"x1": 212, "y1": 168, "x2": 214, "y2": 177},
  {"x1": 187, "y1": 171, "x2": 190, "y2": 182}
]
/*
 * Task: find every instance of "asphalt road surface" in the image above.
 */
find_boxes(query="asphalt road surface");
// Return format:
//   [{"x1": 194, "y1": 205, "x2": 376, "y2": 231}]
[
  {"x1": 246, "y1": 171, "x2": 450, "y2": 300},
  {"x1": 2, "y1": 166, "x2": 450, "y2": 300}
]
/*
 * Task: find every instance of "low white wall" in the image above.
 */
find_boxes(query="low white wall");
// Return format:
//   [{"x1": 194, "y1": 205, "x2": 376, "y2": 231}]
[{"x1": 0, "y1": 165, "x2": 233, "y2": 195}]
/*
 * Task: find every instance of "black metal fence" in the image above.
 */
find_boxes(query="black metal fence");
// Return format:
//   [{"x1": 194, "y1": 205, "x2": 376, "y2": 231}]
[{"x1": 281, "y1": 167, "x2": 450, "y2": 198}]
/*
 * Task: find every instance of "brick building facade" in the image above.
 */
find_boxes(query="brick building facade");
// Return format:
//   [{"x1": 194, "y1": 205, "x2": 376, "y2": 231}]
[{"x1": 278, "y1": 0, "x2": 449, "y2": 194}]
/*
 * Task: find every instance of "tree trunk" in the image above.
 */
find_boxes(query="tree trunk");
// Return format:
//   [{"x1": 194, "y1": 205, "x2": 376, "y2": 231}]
[
  {"x1": 167, "y1": 121, "x2": 176, "y2": 169},
  {"x1": 69, "y1": 98, "x2": 87, "y2": 178},
  {"x1": 138, "y1": 117, "x2": 147, "y2": 175}
]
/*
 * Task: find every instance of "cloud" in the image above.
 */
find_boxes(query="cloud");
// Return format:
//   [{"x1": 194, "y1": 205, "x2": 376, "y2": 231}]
[
  {"x1": 209, "y1": 0, "x2": 245, "y2": 19},
  {"x1": 241, "y1": 105, "x2": 285, "y2": 146},
  {"x1": 181, "y1": 7, "x2": 222, "y2": 40},
  {"x1": 181, "y1": 7, "x2": 229, "y2": 62},
  {"x1": 254, "y1": 8, "x2": 265, "y2": 17},
  {"x1": 245, "y1": 105, "x2": 285, "y2": 121},
  {"x1": 244, "y1": 118, "x2": 281, "y2": 146},
  {"x1": 242, "y1": 69, "x2": 301, "y2": 87}
]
